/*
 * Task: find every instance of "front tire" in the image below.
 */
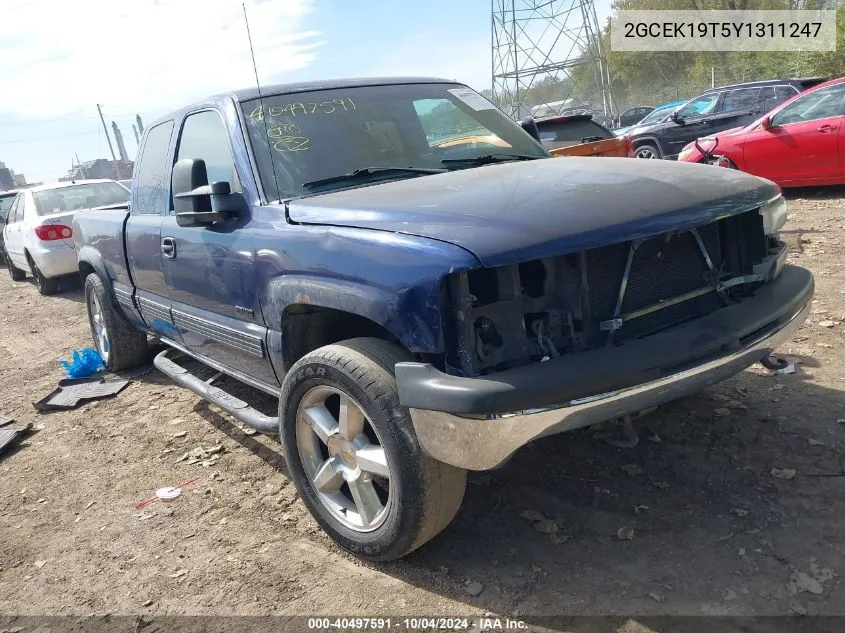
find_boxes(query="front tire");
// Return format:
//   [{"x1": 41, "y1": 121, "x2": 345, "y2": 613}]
[
  {"x1": 280, "y1": 337, "x2": 467, "y2": 561},
  {"x1": 635, "y1": 143, "x2": 662, "y2": 159},
  {"x1": 84, "y1": 273, "x2": 148, "y2": 371}
]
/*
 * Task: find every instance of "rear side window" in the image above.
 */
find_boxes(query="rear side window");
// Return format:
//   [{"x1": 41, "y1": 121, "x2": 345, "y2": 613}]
[
  {"x1": 721, "y1": 88, "x2": 760, "y2": 112},
  {"x1": 536, "y1": 119, "x2": 611, "y2": 149},
  {"x1": 173, "y1": 110, "x2": 241, "y2": 196},
  {"x1": 776, "y1": 86, "x2": 797, "y2": 101},
  {"x1": 134, "y1": 121, "x2": 174, "y2": 215}
]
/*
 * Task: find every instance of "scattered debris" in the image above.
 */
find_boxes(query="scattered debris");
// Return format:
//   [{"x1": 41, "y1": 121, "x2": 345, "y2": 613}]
[
  {"x1": 34, "y1": 376, "x2": 130, "y2": 412},
  {"x1": 788, "y1": 572, "x2": 823, "y2": 596},
  {"x1": 818, "y1": 320, "x2": 836, "y2": 328},
  {"x1": 143, "y1": 600, "x2": 154, "y2": 607},
  {"x1": 731, "y1": 508, "x2": 749, "y2": 517},
  {"x1": 59, "y1": 348, "x2": 104, "y2": 378},
  {"x1": 0, "y1": 422, "x2": 33, "y2": 459},
  {"x1": 549, "y1": 532, "x2": 570, "y2": 545},
  {"x1": 136, "y1": 477, "x2": 201, "y2": 509},
  {"x1": 634, "y1": 505, "x2": 649, "y2": 514},
  {"x1": 621, "y1": 463, "x2": 644, "y2": 476},
  {"x1": 714, "y1": 407, "x2": 732, "y2": 417},
  {"x1": 465, "y1": 581, "x2": 484, "y2": 597},
  {"x1": 617, "y1": 526, "x2": 635, "y2": 540},
  {"x1": 771, "y1": 467, "x2": 797, "y2": 480},
  {"x1": 647, "y1": 433, "x2": 662, "y2": 443},
  {"x1": 776, "y1": 362, "x2": 797, "y2": 375},
  {"x1": 648, "y1": 592, "x2": 665, "y2": 603},
  {"x1": 33, "y1": 560, "x2": 47, "y2": 569},
  {"x1": 605, "y1": 415, "x2": 639, "y2": 448},
  {"x1": 738, "y1": 548, "x2": 747, "y2": 557},
  {"x1": 83, "y1": 500, "x2": 96, "y2": 511},
  {"x1": 808, "y1": 438, "x2": 826, "y2": 447},
  {"x1": 156, "y1": 486, "x2": 181, "y2": 501},
  {"x1": 176, "y1": 445, "x2": 224, "y2": 466},
  {"x1": 170, "y1": 431, "x2": 187, "y2": 439},
  {"x1": 168, "y1": 569, "x2": 189, "y2": 579}
]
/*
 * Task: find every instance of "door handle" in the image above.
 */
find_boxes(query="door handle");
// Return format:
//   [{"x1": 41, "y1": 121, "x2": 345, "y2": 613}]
[
  {"x1": 161, "y1": 237, "x2": 176, "y2": 259},
  {"x1": 817, "y1": 125, "x2": 837, "y2": 133}
]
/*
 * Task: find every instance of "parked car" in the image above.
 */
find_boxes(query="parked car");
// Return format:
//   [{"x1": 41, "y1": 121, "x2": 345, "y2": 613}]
[
  {"x1": 73, "y1": 77, "x2": 812, "y2": 561},
  {"x1": 677, "y1": 77, "x2": 845, "y2": 187},
  {"x1": 4, "y1": 180, "x2": 129, "y2": 294},
  {"x1": 0, "y1": 189, "x2": 19, "y2": 264},
  {"x1": 613, "y1": 100, "x2": 686, "y2": 137},
  {"x1": 628, "y1": 78, "x2": 826, "y2": 159},
  {"x1": 535, "y1": 114, "x2": 633, "y2": 157},
  {"x1": 615, "y1": 106, "x2": 654, "y2": 129}
]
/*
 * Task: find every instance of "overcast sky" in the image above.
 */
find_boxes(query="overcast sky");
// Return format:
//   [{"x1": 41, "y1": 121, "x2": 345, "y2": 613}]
[{"x1": 0, "y1": 0, "x2": 612, "y2": 182}]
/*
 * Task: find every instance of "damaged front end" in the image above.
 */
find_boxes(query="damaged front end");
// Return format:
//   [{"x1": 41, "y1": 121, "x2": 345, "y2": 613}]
[{"x1": 443, "y1": 206, "x2": 789, "y2": 378}]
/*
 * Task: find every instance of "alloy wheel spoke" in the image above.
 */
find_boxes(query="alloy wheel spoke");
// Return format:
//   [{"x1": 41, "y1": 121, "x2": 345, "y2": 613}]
[
  {"x1": 355, "y1": 445, "x2": 390, "y2": 478},
  {"x1": 302, "y1": 404, "x2": 339, "y2": 445},
  {"x1": 339, "y1": 395, "x2": 365, "y2": 440},
  {"x1": 313, "y1": 458, "x2": 344, "y2": 492},
  {"x1": 348, "y1": 479, "x2": 383, "y2": 527}
]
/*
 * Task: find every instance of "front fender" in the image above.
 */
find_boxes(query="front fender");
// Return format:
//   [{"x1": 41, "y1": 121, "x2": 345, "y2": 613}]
[{"x1": 265, "y1": 274, "x2": 444, "y2": 354}]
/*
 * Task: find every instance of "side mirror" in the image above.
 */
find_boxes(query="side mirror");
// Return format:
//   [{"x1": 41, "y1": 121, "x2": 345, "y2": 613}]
[
  {"x1": 761, "y1": 116, "x2": 774, "y2": 130},
  {"x1": 519, "y1": 116, "x2": 541, "y2": 142},
  {"x1": 172, "y1": 158, "x2": 243, "y2": 227},
  {"x1": 670, "y1": 111, "x2": 684, "y2": 125}
]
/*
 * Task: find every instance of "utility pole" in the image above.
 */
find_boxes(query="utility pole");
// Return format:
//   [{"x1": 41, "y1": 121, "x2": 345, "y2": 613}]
[{"x1": 96, "y1": 104, "x2": 117, "y2": 161}]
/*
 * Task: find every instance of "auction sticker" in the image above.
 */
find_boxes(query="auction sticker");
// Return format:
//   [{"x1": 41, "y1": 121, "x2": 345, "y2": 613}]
[{"x1": 448, "y1": 88, "x2": 497, "y2": 111}]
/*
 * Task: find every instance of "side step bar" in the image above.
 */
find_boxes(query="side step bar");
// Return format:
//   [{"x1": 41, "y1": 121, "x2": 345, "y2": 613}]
[{"x1": 153, "y1": 349, "x2": 279, "y2": 435}]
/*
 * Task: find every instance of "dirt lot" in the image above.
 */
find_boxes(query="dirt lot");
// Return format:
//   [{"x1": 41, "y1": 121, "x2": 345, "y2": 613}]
[{"x1": 0, "y1": 190, "x2": 843, "y2": 627}]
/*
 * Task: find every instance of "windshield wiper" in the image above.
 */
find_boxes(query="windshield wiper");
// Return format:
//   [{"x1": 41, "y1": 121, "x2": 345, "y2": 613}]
[
  {"x1": 441, "y1": 153, "x2": 545, "y2": 166},
  {"x1": 302, "y1": 166, "x2": 446, "y2": 190}
]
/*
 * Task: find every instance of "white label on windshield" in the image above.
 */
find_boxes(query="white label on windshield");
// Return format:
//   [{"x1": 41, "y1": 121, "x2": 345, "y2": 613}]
[{"x1": 447, "y1": 88, "x2": 497, "y2": 111}]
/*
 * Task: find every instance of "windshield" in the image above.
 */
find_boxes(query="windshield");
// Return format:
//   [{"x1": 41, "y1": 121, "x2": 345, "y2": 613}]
[
  {"x1": 637, "y1": 105, "x2": 677, "y2": 126},
  {"x1": 241, "y1": 83, "x2": 548, "y2": 199},
  {"x1": 32, "y1": 181, "x2": 129, "y2": 216}
]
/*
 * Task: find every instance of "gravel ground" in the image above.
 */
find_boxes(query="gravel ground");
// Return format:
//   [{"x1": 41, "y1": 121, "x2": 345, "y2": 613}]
[{"x1": 0, "y1": 189, "x2": 843, "y2": 629}]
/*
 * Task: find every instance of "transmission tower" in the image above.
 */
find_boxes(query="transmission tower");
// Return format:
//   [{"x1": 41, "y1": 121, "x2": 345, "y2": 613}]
[{"x1": 491, "y1": 0, "x2": 616, "y2": 121}]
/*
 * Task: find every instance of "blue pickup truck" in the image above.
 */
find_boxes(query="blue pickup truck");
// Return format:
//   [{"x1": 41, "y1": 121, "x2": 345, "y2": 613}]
[{"x1": 72, "y1": 77, "x2": 812, "y2": 560}]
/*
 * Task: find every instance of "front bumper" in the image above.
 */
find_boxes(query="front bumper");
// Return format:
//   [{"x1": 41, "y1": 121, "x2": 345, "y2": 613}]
[{"x1": 396, "y1": 265, "x2": 813, "y2": 470}]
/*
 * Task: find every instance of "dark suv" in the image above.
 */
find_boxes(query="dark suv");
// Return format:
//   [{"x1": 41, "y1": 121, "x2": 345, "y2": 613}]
[{"x1": 629, "y1": 78, "x2": 826, "y2": 159}]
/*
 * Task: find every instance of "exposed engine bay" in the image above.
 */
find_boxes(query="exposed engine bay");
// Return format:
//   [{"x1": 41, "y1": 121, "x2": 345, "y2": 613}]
[{"x1": 444, "y1": 209, "x2": 787, "y2": 377}]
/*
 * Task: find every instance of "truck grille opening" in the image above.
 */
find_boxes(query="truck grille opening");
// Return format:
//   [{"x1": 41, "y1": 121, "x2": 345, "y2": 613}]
[{"x1": 445, "y1": 209, "x2": 772, "y2": 377}]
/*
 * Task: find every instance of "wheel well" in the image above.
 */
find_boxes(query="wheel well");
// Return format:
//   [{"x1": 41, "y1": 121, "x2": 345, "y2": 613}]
[
  {"x1": 281, "y1": 304, "x2": 404, "y2": 367},
  {"x1": 78, "y1": 261, "x2": 96, "y2": 281}
]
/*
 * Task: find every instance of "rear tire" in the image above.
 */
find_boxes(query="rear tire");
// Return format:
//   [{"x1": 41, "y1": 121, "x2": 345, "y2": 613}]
[
  {"x1": 7, "y1": 256, "x2": 25, "y2": 281},
  {"x1": 280, "y1": 337, "x2": 467, "y2": 561},
  {"x1": 27, "y1": 254, "x2": 58, "y2": 295},
  {"x1": 84, "y1": 273, "x2": 148, "y2": 371},
  {"x1": 635, "y1": 143, "x2": 662, "y2": 159}
]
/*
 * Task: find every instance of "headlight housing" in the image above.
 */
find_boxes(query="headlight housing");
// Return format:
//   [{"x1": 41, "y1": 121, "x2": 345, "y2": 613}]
[{"x1": 759, "y1": 195, "x2": 788, "y2": 234}]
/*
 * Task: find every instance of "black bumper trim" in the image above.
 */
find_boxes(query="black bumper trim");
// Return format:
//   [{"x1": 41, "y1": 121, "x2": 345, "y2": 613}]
[{"x1": 396, "y1": 265, "x2": 813, "y2": 415}]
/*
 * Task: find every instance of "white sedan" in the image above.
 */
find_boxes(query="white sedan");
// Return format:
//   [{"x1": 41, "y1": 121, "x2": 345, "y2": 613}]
[{"x1": 3, "y1": 179, "x2": 129, "y2": 295}]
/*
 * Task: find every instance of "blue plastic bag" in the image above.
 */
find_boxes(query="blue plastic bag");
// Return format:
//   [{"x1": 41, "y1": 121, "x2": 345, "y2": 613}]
[{"x1": 59, "y1": 348, "x2": 105, "y2": 379}]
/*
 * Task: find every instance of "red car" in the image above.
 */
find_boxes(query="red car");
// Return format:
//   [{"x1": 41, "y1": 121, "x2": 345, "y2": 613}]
[{"x1": 677, "y1": 76, "x2": 845, "y2": 187}]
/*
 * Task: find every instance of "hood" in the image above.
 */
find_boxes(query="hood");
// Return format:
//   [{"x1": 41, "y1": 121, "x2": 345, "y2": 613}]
[{"x1": 287, "y1": 158, "x2": 779, "y2": 267}]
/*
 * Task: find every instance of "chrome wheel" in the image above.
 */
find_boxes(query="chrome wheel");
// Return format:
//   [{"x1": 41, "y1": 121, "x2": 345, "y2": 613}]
[
  {"x1": 635, "y1": 146, "x2": 658, "y2": 159},
  {"x1": 296, "y1": 385, "x2": 392, "y2": 532},
  {"x1": 88, "y1": 293, "x2": 110, "y2": 363}
]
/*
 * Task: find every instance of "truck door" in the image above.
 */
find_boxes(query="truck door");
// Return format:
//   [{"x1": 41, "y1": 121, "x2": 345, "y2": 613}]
[
  {"x1": 125, "y1": 120, "x2": 184, "y2": 342},
  {"x1": 161, "y1": 109, "x2": 277, "y2": 389}
]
